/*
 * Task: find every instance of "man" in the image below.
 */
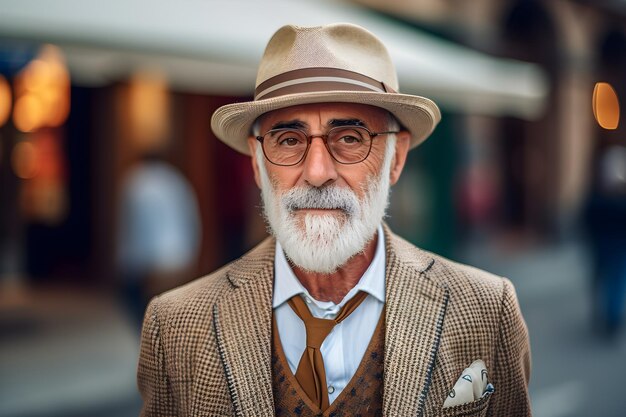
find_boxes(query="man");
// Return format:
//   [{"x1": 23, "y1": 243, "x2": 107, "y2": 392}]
[{"x1": 138, "y1": 23, "x2": 531, "y2": 416}]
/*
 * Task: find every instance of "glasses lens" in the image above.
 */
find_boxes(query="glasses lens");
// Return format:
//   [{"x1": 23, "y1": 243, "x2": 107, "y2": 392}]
[
  {"x1": 263, "y1": 129, "x2": 308, "y2": 165},
  {"x1": 327, "y1": 127, "x2": 372, "y2": 163}
]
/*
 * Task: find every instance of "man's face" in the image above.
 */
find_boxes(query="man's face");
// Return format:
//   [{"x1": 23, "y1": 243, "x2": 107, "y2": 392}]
[{"x1": 247, "y1": 103, "x2": 410, "y2": 273}]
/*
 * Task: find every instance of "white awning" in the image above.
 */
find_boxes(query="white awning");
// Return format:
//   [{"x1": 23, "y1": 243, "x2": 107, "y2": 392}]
[{"x1": 0, "y1": 0, "x2": 548, "y2": 119}]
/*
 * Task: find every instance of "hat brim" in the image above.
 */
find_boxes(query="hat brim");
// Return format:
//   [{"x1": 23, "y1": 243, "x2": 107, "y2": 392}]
[{"x1": 210, "y1": 90, "x2": 441, "y2": 155}]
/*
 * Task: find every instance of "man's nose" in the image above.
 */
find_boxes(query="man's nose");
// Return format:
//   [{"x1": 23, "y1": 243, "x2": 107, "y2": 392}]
[{"x1": 301, "y1": 137, "x2": 338, "y2": 187}]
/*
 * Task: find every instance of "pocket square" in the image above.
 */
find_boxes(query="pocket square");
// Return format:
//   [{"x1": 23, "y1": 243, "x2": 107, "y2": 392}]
[{"x1": 443, "y1": 359, "x2": 494, "y2": 408}]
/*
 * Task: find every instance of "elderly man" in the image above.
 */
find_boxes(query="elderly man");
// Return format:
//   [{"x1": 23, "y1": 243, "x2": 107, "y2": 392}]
[{"x1": 138, "y1": 23, "x2": 531, "y2": 417}]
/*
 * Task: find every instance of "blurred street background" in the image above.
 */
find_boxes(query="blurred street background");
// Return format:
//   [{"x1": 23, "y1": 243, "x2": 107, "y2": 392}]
[{"x1": 0, "y1": 0, "x2": 625, "y2": 416}]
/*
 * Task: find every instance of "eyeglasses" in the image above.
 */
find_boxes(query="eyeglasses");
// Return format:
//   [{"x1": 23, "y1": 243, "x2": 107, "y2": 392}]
[{"x1": 256, "y1": 126, "x2": 399, "y2": 166}]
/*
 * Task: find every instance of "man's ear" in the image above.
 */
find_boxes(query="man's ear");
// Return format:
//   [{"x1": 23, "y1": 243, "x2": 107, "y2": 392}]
[
  {"x1": 389, "y1": 131, "x2": 411, "y2": 186},
  {"x1": 247, "y1": 137, "x2": 262, "y2": 189}
]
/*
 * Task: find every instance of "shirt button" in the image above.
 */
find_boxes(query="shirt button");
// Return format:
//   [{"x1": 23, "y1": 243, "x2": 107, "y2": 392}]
[
  {"x1": 305, "y1": 297, "x2": 312, "y2": 304},
  {"x1": 328, "y1": 385, "x2": 335, "y2": 394}
]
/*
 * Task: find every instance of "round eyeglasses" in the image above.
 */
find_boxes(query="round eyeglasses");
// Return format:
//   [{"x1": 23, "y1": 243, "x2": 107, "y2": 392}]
[{"x1": 256, "y1": 126, "x2": 399, "y2": 166}]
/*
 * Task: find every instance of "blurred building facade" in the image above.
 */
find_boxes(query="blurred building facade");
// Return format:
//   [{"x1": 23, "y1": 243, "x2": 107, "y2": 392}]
[
  {"x1": 0, "y1": 0, "x2": 622, "y2": 288},
  {"x1": 358, "y1": 0, "x2": 626, "y2": 249}
]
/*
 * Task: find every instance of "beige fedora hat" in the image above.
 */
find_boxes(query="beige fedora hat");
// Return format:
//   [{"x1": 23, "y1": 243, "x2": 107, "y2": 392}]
[{"x1": 210, "y1": 23, "x2": 441, "y2": 155}]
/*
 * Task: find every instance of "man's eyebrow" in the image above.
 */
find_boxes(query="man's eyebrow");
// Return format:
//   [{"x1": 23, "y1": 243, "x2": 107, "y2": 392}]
[
  {"x1": 328, "y1": 118, "x2": 366, "y2": 128},
  {"x1": 270, "y1": 120, "x2": 308, "y2": 130}
]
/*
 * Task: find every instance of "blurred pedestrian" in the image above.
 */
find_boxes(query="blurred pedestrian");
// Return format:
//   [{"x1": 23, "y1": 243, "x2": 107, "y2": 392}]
[
  {"x1": 584, "y1": 144, "x2": 626, "y2": 337},
  {"x1": 117, "y1": 151, "x2": 201, "y2": 326}
]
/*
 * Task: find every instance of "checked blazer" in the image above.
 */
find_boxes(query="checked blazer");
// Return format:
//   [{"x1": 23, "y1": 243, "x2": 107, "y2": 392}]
[{"x1": 137, "y1": 225, "x2": 531, "y2": 417}]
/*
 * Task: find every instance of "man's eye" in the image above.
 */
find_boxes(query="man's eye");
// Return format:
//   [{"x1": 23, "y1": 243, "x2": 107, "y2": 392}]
[
  {"x1": 278, "y1": 136, "x2": 302, "y2": 146},
  {"x1": 338, "y1": 135, "x2": 362, "y2": 144}
]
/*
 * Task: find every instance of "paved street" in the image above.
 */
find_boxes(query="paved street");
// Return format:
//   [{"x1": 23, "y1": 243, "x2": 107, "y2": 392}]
[
  {"x1": 1, "y1": 236, "x2": 625, "y2": 417},
  {"x1": 0, "y1": 288, "x2": 142, "y2": 417}
]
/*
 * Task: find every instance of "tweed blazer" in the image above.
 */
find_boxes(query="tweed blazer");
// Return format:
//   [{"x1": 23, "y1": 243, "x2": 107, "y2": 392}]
[{"x1": 138, "y1": 226, "x2": 531, "y2": 417}]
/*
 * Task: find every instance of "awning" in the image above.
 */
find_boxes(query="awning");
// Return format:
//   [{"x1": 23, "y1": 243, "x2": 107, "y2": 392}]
[{"x1": 0, "y1": 0, "x2": 548, "y2": 119}]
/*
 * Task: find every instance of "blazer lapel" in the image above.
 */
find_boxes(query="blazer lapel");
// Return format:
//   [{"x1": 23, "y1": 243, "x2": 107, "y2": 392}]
[
  {"x1": 383, "y1": 227, "x2": 450, "y2": 417},
  {"x1": 212, "y1": 237, "x2": 276, "y2": 417}
]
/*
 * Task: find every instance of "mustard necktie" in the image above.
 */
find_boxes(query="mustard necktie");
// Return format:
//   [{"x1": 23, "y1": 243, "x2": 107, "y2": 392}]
[{"x1": 288, "y1": 291, "x2": 368, "y2": 411}]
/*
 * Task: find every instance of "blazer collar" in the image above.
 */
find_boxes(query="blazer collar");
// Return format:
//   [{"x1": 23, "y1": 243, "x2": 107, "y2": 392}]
[{"x1": 225, "y1": 236, "x2": 276, "y2": 288}]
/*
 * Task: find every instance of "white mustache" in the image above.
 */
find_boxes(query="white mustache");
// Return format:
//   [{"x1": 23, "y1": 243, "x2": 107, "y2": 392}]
[{"x1": 281, "y1": 185, "x2": 359, "y2": 215}]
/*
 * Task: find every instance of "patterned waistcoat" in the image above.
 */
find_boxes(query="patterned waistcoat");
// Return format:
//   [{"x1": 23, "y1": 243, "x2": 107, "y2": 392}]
[{"x1": 272, "y1": 314, "x2": 385, "y2": 417}]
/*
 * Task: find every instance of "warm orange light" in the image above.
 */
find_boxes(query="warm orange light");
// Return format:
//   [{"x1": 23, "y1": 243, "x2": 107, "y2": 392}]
[
  {"x1": 0, "y1": 75, "x2": 11, "y2": 127},
  {"x1": 128, "y1": 70, "x2": 171, "y2": 152},
  {"x1": 11, "y1": 141, "x2": 40, "y2": 179},
  {"x1": 593, "y1": 82, "x2": 620, "y2": 130},
  {"x1": 13, "y1": 44, "x2": 71, "y2": 132},
  {"x1": 39, "y1": 46, "x2": 71, "y2": 127}
]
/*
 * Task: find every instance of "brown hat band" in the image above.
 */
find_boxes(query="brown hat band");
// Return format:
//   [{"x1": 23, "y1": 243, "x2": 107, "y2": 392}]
[{"x1": 254, "y1": 67, "x2": 397, "y2": 100}]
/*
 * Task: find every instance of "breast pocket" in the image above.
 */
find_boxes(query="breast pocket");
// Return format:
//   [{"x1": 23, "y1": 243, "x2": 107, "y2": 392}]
[{"x1": 439, "y1": 389, "x2": 493, "y2": 417}]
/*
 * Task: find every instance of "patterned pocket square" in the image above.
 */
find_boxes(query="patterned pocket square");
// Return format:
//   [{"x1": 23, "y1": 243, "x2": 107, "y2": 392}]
[{"x1": 443, "y1": 359, "x2": 494, "y2": 408}]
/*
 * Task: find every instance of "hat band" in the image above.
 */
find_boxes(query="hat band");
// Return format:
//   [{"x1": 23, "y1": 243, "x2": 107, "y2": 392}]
[{"x1": 254, "y1": 67, "x2": 396, "y2": 100}]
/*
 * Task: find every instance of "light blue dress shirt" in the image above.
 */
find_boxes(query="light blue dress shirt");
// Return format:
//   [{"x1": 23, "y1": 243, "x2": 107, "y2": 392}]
[{"x1": 273, "y1": 225, "x2": 386, "y2": 404}]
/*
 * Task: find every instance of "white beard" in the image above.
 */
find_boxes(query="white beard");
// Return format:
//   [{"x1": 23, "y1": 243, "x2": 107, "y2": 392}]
[{"x1": 256, "y1": 138, "x2": 396, "y2": 274}]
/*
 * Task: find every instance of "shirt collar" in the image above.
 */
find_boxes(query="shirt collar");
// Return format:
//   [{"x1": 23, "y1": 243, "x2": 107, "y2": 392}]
[{"x1": 272, "y1": 224, "x2": 386, "y2": 309}]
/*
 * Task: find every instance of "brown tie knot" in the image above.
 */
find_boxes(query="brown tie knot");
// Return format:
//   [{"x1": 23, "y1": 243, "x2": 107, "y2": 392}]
[{"x1": 304, "y1": 318, "x2": 336, "y2": 348}]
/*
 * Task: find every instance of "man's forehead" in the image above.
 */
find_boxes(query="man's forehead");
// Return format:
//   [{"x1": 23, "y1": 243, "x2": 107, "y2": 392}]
[{"x1": 256, "y1": 102, "x2": 390, "y2": 128}]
